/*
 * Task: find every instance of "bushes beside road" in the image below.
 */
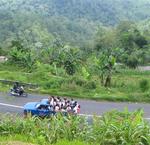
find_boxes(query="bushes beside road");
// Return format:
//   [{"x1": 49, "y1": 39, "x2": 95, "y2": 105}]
[{"x1": 0, "y1": 110, "x2": 149, "y2": 145}]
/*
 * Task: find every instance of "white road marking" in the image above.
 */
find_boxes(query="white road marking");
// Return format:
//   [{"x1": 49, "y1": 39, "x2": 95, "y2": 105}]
[
  {"x1": 0, "y1": 103, "x2": 23, "y2": 109},
  {"x1": 0, "y1": 103, "x2": 150, "y2": 120}
]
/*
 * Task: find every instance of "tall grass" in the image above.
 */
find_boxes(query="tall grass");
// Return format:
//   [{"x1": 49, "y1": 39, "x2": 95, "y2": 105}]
[{"x1": 0, "y1": 110, "x2": 149, "y2": 145}]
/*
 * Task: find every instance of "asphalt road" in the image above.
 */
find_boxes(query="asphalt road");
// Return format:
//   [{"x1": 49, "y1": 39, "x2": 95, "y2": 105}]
[{"x1": 0, "y1": 92, "x2": 150, "y2": 119}]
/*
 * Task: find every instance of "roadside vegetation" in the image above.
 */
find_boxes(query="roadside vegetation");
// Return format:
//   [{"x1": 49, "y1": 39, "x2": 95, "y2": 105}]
[
  {"x1": 0, "y1": 4, "x2": 150, "y2": 103},
  {"x1": 0, "y1": 110, "x2": 149, "y2": 145},
  {"x1": 0, "y1": 62, "x2": 150, "y2": 102}
]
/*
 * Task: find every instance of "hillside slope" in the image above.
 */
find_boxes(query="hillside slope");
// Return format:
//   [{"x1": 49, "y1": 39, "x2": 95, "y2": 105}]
[{"x1": 0, "y1": 0, "x2": 150, "y2": 48}]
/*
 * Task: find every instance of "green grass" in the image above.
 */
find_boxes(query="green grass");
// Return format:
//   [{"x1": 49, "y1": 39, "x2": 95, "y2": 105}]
[
  {"x1": 0, "y1": 135, "x2": 35, "y2": 145},
  {"x1": 0, "y1": 135, "x2": 91, "y2": 145},
  {"x1": 0, "y1": 62, "x2": 150, "y2": 102}
]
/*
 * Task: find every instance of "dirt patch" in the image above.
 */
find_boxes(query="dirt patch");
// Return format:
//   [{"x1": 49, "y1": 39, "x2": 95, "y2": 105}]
[{"x1": 0, "y1": 141, "x2": 35, "y2": 145}]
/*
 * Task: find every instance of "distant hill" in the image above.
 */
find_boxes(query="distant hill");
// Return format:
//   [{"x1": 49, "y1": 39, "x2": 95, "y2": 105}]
[{"x1": 0, "y1": 0, "x2": 150, "y2": 48}]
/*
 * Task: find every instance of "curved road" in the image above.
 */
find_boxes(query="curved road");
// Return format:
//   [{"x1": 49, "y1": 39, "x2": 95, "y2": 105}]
[{"x1": 0, "y1": 92, "x2": 150, "y2": 119}]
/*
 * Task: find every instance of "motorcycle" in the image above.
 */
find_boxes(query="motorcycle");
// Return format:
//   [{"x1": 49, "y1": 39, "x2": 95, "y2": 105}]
[{"x1": 10, "y1": 88, "x2": 28, "y2": 97}]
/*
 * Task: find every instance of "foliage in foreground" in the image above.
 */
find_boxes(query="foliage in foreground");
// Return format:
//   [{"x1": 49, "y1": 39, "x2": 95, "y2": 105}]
[{"x1": 0, "y1": 110, "x2": 149, "y2": 145}]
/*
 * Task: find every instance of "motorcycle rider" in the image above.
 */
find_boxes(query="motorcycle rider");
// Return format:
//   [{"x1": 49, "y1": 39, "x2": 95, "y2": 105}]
[
  {"x1": 13, "y1": 82, "x2": 19, "y2": 93},
  {"x1": 12, "y1": 82, "x2": 24, "y2": 95},
  {"x1": 19, "y1": 85, "x2": 24, "y2": 95}
]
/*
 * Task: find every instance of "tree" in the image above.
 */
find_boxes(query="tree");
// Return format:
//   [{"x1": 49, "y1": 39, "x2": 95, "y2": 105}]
[
  {"x1": 125, "y1": 53, "x2": 139, "y2": 69},
  {"x1": 133, "y1": 29, "x2": 148, "y2": 48},
  {"x1": 94, "y1": 27, "x2": 119, "y2": 87},
  {"x1": 94, "y1": 53, "x2": 116, "y2": 87},
  {"x1": 9, "y1": 40, "x2": 36, "y2": 71},
  {"x1": 60, "y1": 46, "x2": 81, "y2": 75},
  {"x1": 116, "y1": 21, "x2": 149, "y2": 67},
  {"x1": 41, "y1": 36, "x2": 82, "y2": 75}
]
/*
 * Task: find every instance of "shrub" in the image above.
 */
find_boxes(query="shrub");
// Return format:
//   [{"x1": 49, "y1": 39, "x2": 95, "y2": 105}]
[
  {"x1": 69, "y1": 76, "x2": 86, "y2": 86},
  {"x1": 75, "y1": 79, "x2": 86, "y2": 86},
  {"x1": 72, "y1": 76, "x2": 86, "y2": 87},
  {"x1": 64, "y1": 60, "x2": 76, "y2": 75},
  {"x1": 0, "y1": 47, "x2": 7, "y2": 55},
  {"x1": 43, "y1": 79, "x2": 64, "y2": 89},
  {"x1": 125, "y1": 55, "x2": 139, "y2": 69},
  {"x1": 139, "y1": 79, "x2": 149, "y2": 92},
  {"x1": 8, "y1": 40, "x2": 37, "y2": 72},
  {"x1": 84, "y1": 81, "x2": 96, "y2": 90}
]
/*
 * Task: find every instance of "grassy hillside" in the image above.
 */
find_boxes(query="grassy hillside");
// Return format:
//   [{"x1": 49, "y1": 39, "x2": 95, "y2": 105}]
[{"x1": 0, "y1": 63, "x2": 150, "y2": 103}]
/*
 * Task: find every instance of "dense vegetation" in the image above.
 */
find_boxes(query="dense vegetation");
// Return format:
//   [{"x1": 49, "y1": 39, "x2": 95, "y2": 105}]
[
  {"x1": 0, "y1": 62, "x2": 150, "y2": 102},
  {"x1": 0, "y1": 110, "x2": 149, "y2": 145},
  {"x1": 0, "y1": 1, "x2": 150, "y2": 144},
  {"x1": 0, "y1": 0, "x2": 150, "y2": 48},
  {"x1": 0, "y1": 0, "x2": 150, "y2": 102}
]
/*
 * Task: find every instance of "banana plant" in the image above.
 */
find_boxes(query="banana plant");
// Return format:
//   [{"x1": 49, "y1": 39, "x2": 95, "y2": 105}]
[{"x1": 94, "y1": 51, "x2": 116, "y2": 87}]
